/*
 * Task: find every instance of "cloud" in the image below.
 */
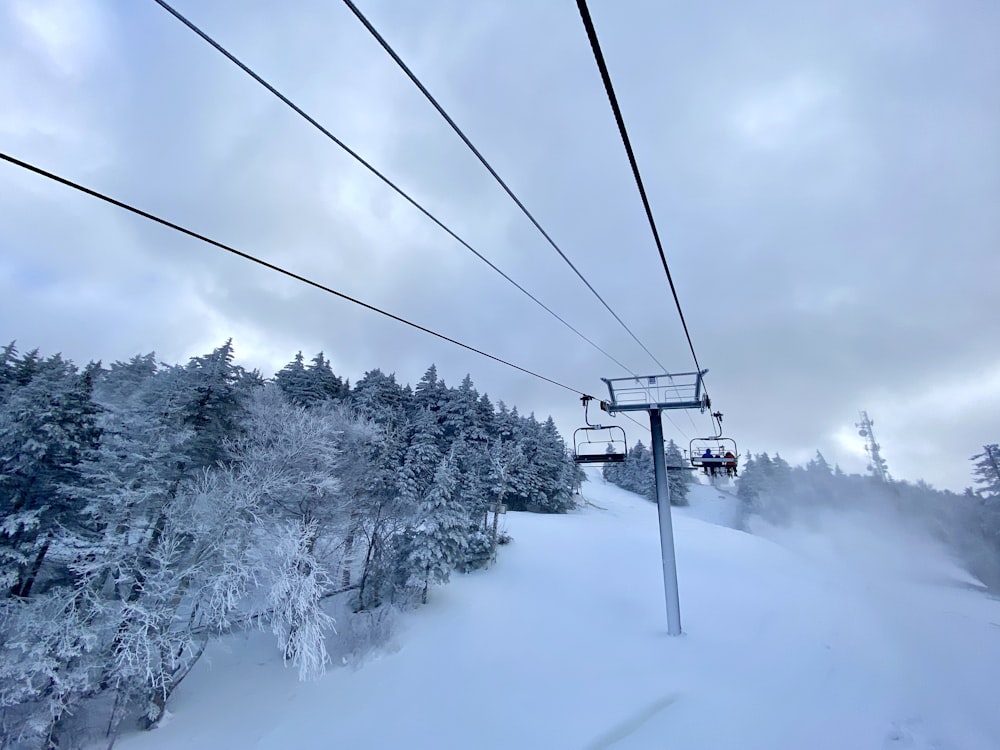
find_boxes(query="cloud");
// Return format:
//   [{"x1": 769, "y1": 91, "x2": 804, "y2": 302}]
[
  {"x1": 731, "y1": 72, "x2": 843, "y2": 151},
  {"x1": 1, "y1": 0, "x2": 997, "y2": 492},
  {"x1": 10, "y1": 0, "x2": 109, "y2": 79}
]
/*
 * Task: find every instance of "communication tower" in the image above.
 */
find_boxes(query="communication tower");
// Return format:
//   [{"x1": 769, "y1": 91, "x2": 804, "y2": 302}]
[{"x1": 856, "y1": 410, "x2": 891, "y2": 483}]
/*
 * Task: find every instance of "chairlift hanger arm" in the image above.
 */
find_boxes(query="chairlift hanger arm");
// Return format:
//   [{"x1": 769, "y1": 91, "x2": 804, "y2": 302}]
[{"x1": 710, "y1": 411, "x2": 724, "y2": 439}]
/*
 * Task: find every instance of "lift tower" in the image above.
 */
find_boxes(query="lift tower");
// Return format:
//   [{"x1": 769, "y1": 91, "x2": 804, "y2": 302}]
[{"x1": 601, "y1": 371, "x2": 709, "y2": 636}]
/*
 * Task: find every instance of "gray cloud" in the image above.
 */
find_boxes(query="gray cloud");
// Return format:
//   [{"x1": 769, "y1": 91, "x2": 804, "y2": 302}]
[{"x1": 2, "y1": 0, "x2": 997, "y2": 491}]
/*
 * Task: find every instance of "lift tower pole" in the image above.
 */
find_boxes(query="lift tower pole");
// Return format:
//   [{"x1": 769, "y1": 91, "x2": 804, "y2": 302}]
[
  {"x1": 648, "y1": 407, "x2": 681, "y2": 634},
  {"x1": 602, "y1": 371, "x2": 708, "y2": 636}
]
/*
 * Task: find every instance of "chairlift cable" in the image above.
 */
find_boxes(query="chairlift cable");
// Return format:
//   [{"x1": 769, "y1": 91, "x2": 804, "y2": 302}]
[
  {"x1": 0, "y1": 151, "x2": 595, "y2": 400},
  {"x1": 339, "y1": 0, "x2": 672, "y2": 375},
  {"x1": 150, "y1": 0, "x2": 640, "y2": 382},
  {"x1": 336, "y1": 0, "x2": 690, "y2": 438},
  {"x1": 575, "y1": 0, "x2": 710, "y2": 397}
]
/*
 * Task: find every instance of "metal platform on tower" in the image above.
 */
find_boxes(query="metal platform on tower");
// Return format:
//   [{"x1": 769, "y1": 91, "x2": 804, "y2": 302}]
[{"x1": 600, "y1": 371, "x2": 708, "y2": 414}]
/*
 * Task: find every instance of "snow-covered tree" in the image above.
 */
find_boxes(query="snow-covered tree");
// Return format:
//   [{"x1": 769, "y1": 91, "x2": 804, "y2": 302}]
[
  {"x1": 405, "y1": 450, "x2": 469, "y2": 604},
  {"x1": 275, "y1": 351, "x2": 311, "y2": 405},
  {"x1": 412, "y1": 364, "x2": 448, "y2": 420},
  {"x1": 1, "y1": 341, "x2": 597, "y2": 741},
  {"x1": 487, "y1": 439, "x2": 525, "y2": 560},
  {"x1": 174, "y1": 339, "x2": 256, "y2": 469},
  {"x1": 306, "y1": 352, "x2": 347, "y2": 402},
  {"x1": 351, "y1": 368, "x2": 406, "y2": 425},
  {"x1": 609, "y1": 441, "x2": 655, "y2": 500},
  {"x1": 665, "y1": 439, "x2": 690, "y2": 506},
  {"x1": 0, "y1": 586, "x2": 100, "y2": 747},
  {"x1": 971, "y1": 444, "x2": 1000, "y2": 498},
  {"x1": 0, "y1": 351, "x2": 101, "y2": 598},
  {"x1": 260, "y1": 520, "x2": 337, "y2": 680},
  {"x1": 398, "y1": 407, "x2": 444, "y2": 508}
]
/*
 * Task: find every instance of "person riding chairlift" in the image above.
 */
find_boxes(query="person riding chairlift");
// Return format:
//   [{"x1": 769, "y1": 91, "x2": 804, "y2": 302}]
[
  {"x1": 723, "y1": 451, "x2": 737, "y2": 478},
  {"x1": 702, "y1": 447, "x2": 717, "y2": 477}
]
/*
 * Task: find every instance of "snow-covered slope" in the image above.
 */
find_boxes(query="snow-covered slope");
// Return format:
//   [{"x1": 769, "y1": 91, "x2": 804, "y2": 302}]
[{"x1": 117, "y1": 471, "x2": 1000, "y2": 750}]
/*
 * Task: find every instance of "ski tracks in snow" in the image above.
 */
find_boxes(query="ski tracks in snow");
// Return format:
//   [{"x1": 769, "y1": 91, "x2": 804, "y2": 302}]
[{"x1": 583, "y1": 694, "x2": 681, "y2": 750}]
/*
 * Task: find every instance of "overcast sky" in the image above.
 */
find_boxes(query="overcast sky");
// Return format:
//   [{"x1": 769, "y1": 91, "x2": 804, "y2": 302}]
[{"x1": 2, "y1": 0, "x2": 997, "y2": 491}]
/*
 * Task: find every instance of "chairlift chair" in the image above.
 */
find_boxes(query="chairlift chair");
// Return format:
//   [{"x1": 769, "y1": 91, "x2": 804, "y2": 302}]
[
  {"x1": 572, "y1": 395, "x2": 627, "y2": 464},
  {"x1": 689, "y1": 414, "x2": 738, "y2": 476},
  {"x1": 573, "y1": 425, "x2": 628, "y2": 464},
  {"x1": 689, "y1": 436, "x2": 738, "y2": 476}
]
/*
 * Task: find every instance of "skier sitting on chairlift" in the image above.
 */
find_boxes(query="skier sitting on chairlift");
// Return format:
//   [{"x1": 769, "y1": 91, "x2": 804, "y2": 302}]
[
  {"x1": 702, "y1": 447, "x2": 717, "y2": 477},
  {"x1": 723, "y1": 451, "x2": 737, "y2": 478}
]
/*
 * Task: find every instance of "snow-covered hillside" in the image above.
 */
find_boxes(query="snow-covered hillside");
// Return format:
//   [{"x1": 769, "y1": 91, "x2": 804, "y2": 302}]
[{"x1": 117, "y1": 471, "x2": 1000, "y2": 750}]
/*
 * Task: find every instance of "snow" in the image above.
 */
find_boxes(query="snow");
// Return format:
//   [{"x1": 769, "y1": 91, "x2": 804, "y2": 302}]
[{"x1": 115, "y1": 470, "x2": 1000, "y2": 750}]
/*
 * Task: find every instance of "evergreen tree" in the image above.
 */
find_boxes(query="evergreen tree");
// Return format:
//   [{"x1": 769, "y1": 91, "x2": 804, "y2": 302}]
[
  {"x1": 95, "y1": 352, "x2": 159, "y2": 407},
  {"x1": 807, "y1": 450, "x2": 832, "y2": 475},
  {"x1": 486, "y1": 439, "x2": 525, "y2": 558},
  {"x1": 275, "y1": 351, "x2": 311, "y2": 406},
  {"x1": 531, "y1": 416, "x2": 576, "y2": 513},
  {"x1": 306, "y1": 352, "x2": 346, "y2": 402},
  {"x1": 735, "y1": 454, "x2": 769, "y2": 529},
  {"x1": 398, "y1": 408, "x2": 444, "y2": 507},
  {"x1": 412, "y1": 364, "x2": 448, "y2": 418},
  {"x1": 602, "y1": 443, "x2": 625, "y2": 485},
  {"x1": 275, "y1": 351, "x2": 346, "y2": 407},
  {"x1": 405, "y1": 450, "x2": 468, "y2": 604},
  {"x1": 971, "y1": 444, "x2": 1000, "y2": 498},
  {"x1": 175, "y1": 340, "x2": 254, "y2": 469},
  {"x1": 970, "y1": 444, "x2": 1000, "y2": 571},
  {"x1": 0, "y1": 341, "x2": 17, "y2": 390},
  {"x1": 441, "y1": 374, "x2": 488, "y2": 444},
  {"x1": 0, "y1": 353, "x2": 101, "y2": 598},
  {"x1": 351, "y1": 369, "x2": 406, "y2": 425},
  {"x1": 665, "y1": 439, "x2": 690, "y2": 506}
]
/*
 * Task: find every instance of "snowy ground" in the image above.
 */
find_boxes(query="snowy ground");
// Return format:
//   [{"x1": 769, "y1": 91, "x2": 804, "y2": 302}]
[{"x1": 116, "y1": 471, "x2": 1000, "y2": 750}]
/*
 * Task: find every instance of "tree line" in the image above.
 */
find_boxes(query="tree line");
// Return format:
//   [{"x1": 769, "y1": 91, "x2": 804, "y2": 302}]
[
  {"x1": 600, "y1": 432, "x2": 999, "y2": 592},
  {"x1": 601, "y1": 439, "x2": 692, "y2": 506},
  {"x1": 0, "y1": 341, "x2": 582, "y2": 748},
  {"x1": 736, "y1": 450, "x2": 1000, "y2": 588}
]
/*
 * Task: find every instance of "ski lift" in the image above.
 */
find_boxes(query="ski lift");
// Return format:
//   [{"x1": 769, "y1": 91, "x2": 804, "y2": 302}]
[
  {"x1": 573, "y1": 395, "x2": 627, "y2": 464},
  {"x1": 689, "y1": 411, "x2": 739, "y2": 477}
]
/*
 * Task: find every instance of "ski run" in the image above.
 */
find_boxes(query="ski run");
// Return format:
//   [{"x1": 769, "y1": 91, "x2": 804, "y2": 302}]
[{"x1": 117, "y1": 470, "x2": 1000, "y2": 750}]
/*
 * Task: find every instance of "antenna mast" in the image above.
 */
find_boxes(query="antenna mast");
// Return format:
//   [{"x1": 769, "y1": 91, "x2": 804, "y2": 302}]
[{"x1": 856, "y1": 410, "x2": 891, "y2": 483}]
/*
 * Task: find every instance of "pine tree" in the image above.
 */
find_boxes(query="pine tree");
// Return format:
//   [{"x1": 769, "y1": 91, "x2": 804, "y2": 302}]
[
  {"x1": 0, "y1": 352, "x2": 101, "y2": 598},
  {"x1": 398, "y1": 408, "x2": 444, "y2": 507},
  {"x1": 176, "y1": 340, "x2": 253, "y2": 469},
  {"x1": 624, "y1": 442, "x2": 655, "y2": 500},
  {"x1": 412, "y1": 364, "x2": 448, "y2": 417},
  {"x1": 971, "y1": 444, "x2": 1000, "y2": 498},
  {"x1": 351, "y1": 369, "x2": 406, "y2": 424},
  {"x1": 406, "y1": 450, "x2": 468, "y2": 604},
  {"x1": 275, "y1": 351, "x2": 311, "y2": 406},
  {"x1": 487, "y1": 439, "x2": 525, "y2": 558},
  {"x1": 807, "y1": 451, "x2": 832, "y2": 475},
  {"x1": 970, "y1": 444, "x2": 1000, "y2": 568},
  {"x1": 531, "y1": 416, "x2": 576, "y2": 513},
  {"x1": 602, "y1": 443, "x2": 625, "y2": 485},
  {"x1": 665, "y1": 439, "x2": 690, "y2": 506},
  {"x1": 95, "y1": 352, "x2": 159, "y2": 407},
  {"x1": 306, "y1": 352, "x2": 346, "y2": 402},
  {"x1": 0, "y1": 341, "x2": 17, "y2": 391}
]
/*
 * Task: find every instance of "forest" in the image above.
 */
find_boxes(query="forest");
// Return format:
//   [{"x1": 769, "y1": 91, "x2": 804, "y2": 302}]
[{"x1": 0, "y1": 340, "x2": 582, "y2": 747}]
